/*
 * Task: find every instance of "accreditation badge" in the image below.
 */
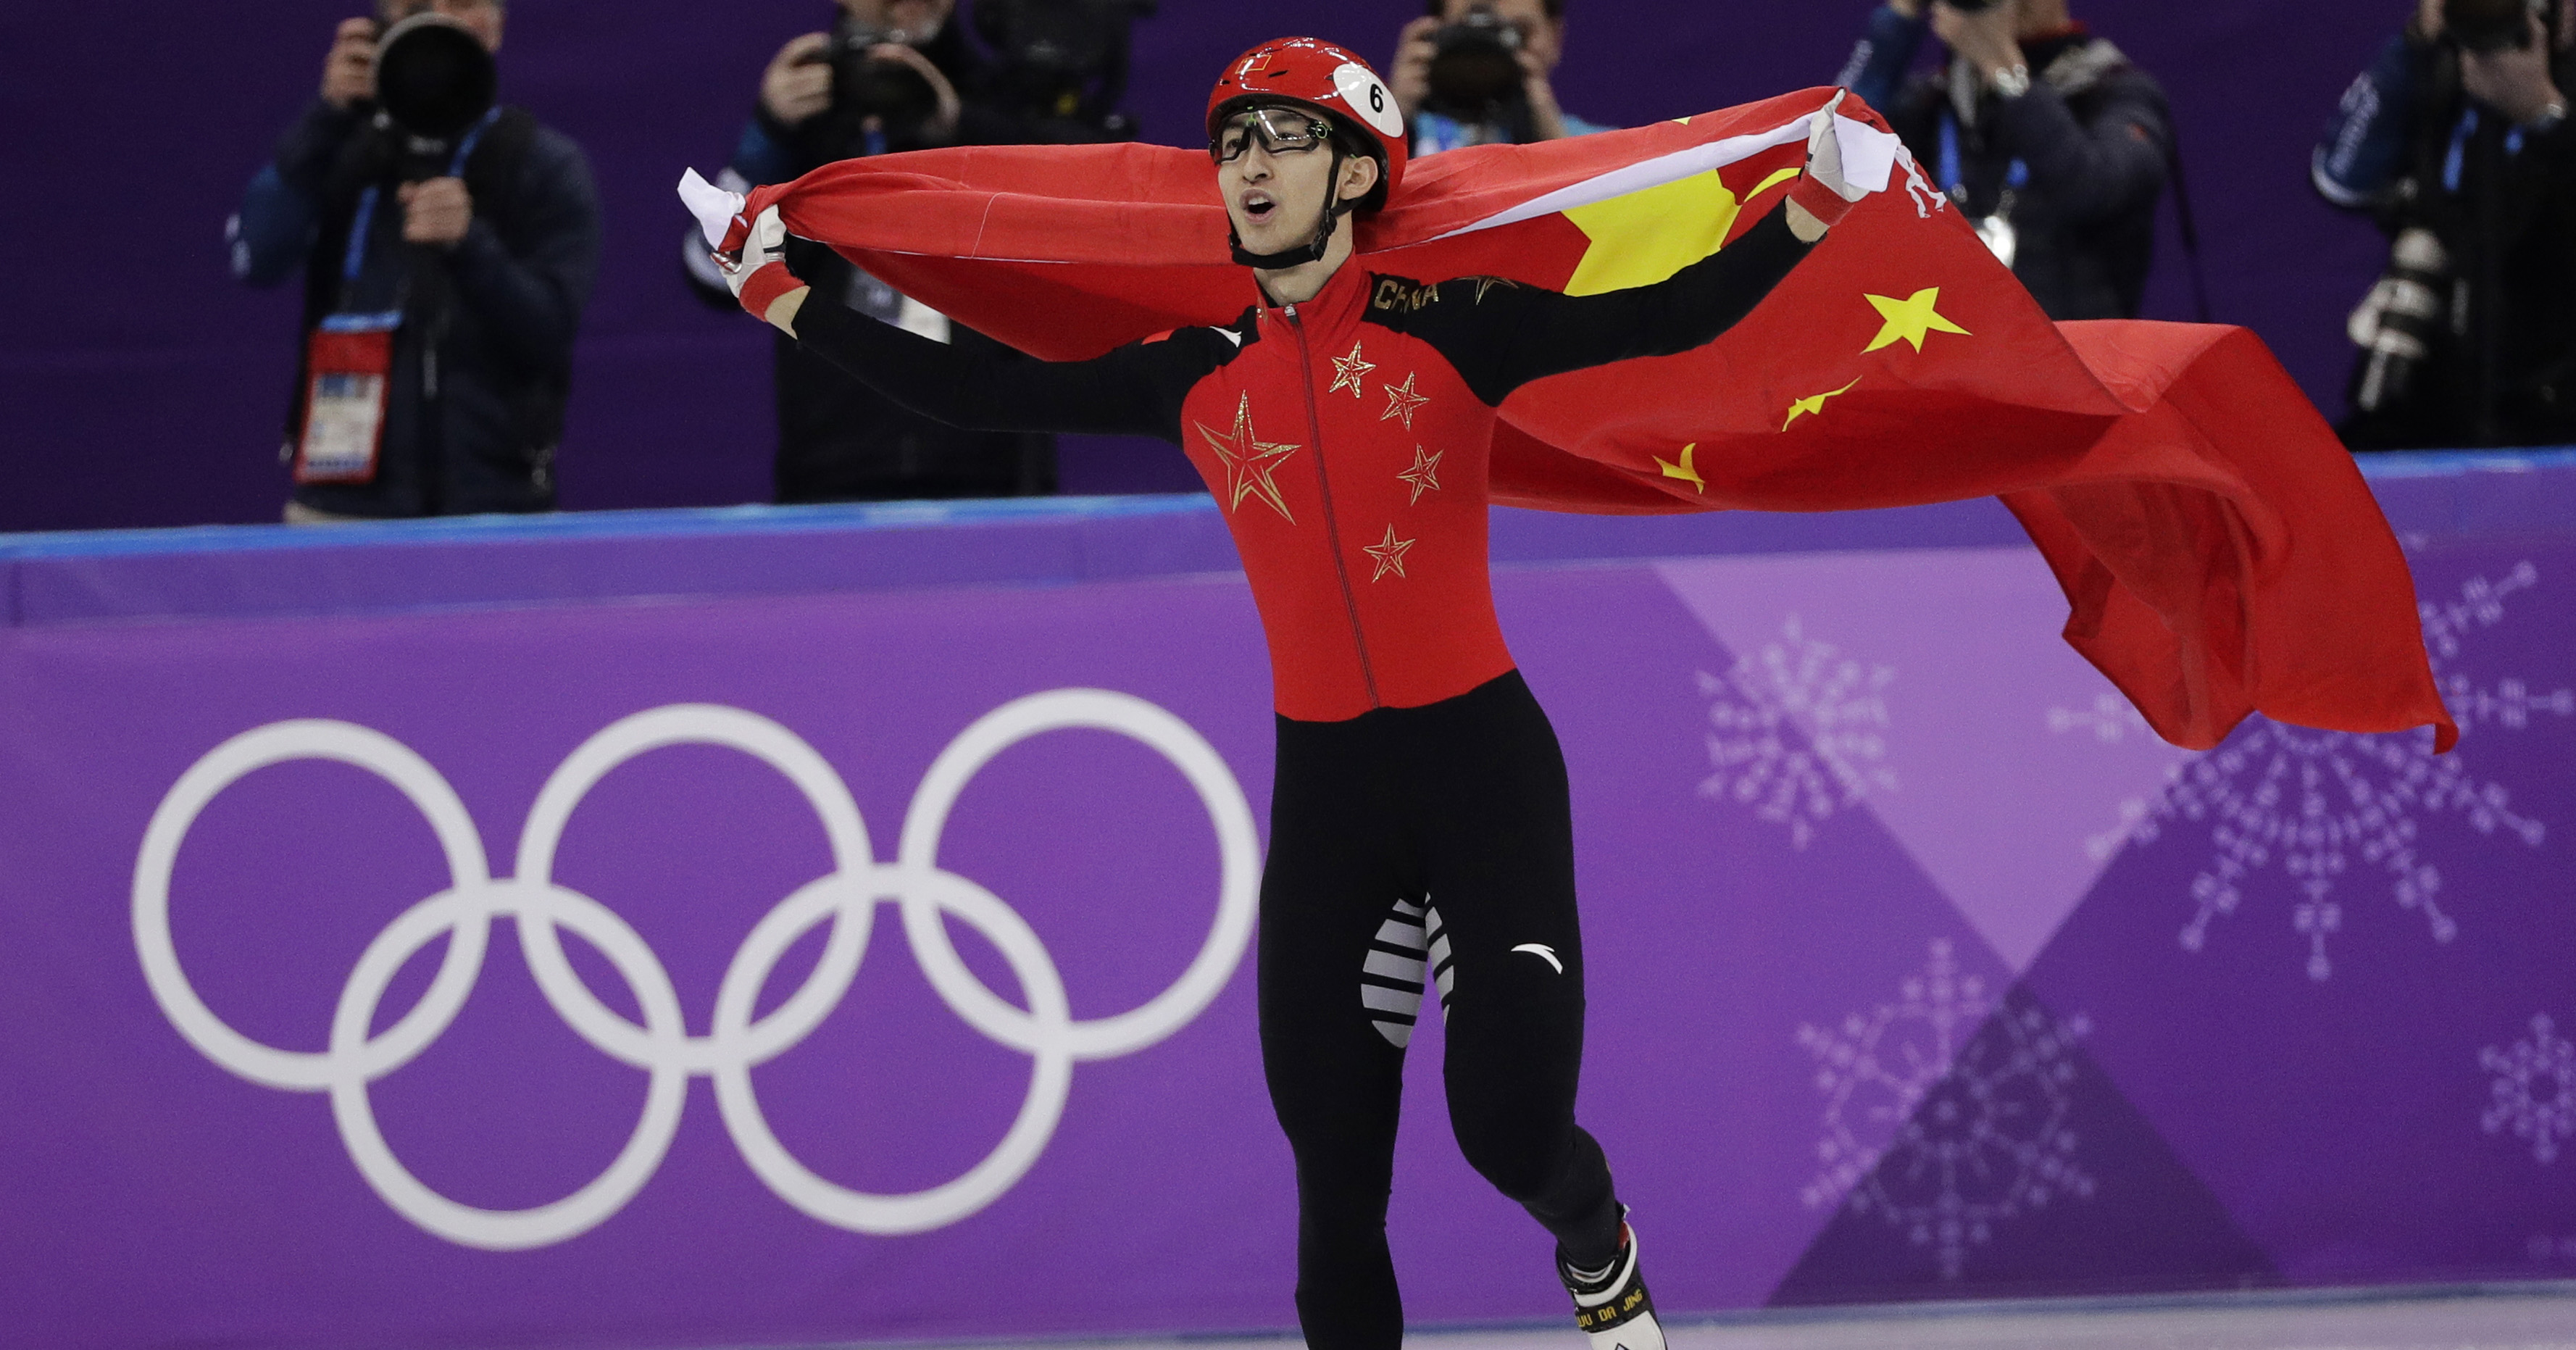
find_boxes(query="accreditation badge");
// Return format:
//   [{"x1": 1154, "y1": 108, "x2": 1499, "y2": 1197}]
[{"x1": 294, "y1": 312, "x2": 401, "y2": 484}]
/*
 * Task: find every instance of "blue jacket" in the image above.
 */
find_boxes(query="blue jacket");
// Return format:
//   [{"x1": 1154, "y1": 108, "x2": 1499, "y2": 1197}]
[{"x1": 230, "y1": 99, "x2": 600, "y2": 517}]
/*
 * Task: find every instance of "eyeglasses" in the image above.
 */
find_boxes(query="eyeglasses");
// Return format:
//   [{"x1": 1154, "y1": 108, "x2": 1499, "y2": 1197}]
[{"x1": 1211, "y1": 108, "x2": 1335, "y2": 164}]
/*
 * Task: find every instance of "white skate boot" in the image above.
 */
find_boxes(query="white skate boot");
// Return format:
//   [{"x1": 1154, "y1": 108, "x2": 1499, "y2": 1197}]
[{"x1": 1559, "y1": 1215, "x2": 1667, "y2": 1350}]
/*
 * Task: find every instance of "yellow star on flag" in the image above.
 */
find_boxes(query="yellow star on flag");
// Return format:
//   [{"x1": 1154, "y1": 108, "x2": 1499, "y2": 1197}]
[
  {"x1": 1654, "y1": 442, "x2": 1706, "y2": 493},
  {"x1": 1196, "y1": 392, "x2": 1300, "y2": 522},
  {"x1": 1397, "y1": 445, "x2": 1443, "y2": 503},
  {"x1": 1380, "y1": 372, "x2": 1430, "y2": 430},
  {"x1": 1362, "y1": 524, "x2": 1415, "y2": 581},
  {"x1": 1328, "y1": 341, "x2": 1375, "y2": 399},
  {"x1": 1782, "y1": 376, "x2": 1864, "y2": 430},
  {"x1": 1862, "y1": 287, "x2": 1972, "y2": 354},
  {"x1": 1561, "y1": 165, "x2": 1801, "y2": 296}
]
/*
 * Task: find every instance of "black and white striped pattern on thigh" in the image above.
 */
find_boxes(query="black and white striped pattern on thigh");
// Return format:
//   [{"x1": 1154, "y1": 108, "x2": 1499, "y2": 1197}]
[{"x1": 1360, "y1": 896, "x2": 1455, "y2": 1048}]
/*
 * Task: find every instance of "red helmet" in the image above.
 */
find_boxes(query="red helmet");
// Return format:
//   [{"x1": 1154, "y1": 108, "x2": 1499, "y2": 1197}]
[{"x1": 1207, "y1": 38, "x2": 1408, "y2": 206}]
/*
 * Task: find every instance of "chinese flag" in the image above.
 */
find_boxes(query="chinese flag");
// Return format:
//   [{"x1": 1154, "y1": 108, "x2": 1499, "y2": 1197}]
[{"x1": 743, "y1": 88, "x2": 2456, "y2": 754}]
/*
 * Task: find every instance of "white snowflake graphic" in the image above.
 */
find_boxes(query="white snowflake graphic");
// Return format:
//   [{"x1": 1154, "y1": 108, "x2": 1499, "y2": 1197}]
[
  {"x1": 1798, "y1": 940, "x2": 2095, "y2": 1279},
  {"x1": 2052, "y1": 564, "x2": 2573, "y2": 980},
  {"x1": 1697, "y1": 615, "x2": 1895, "y2": 849},
  {"x1": 2045, "y1": 693, "x2": 2175, "y2": 862},
  {"x1": 2482, "y1": 1013, "x2": 2576, "y2": 1165}
]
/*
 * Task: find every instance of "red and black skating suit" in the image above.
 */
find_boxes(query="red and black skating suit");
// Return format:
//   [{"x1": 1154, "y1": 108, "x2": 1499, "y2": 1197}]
[{"x1": 793, "y1": 204, "x2": 1817, "y2": 1350}]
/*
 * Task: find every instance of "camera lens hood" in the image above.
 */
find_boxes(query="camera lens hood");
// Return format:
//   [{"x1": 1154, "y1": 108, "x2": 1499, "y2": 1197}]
[{"x1": 373, "y1": 13, "x2": 498, "y2": 141}]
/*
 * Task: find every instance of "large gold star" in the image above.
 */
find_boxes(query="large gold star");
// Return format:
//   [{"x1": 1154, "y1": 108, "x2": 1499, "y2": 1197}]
[
  {"x1": 1654, "y1": 442, "x2": 1706, "y2": 494},
  {"x1": 1380, "y1": 372, "x2": 1430, "y2": 430},
  {"x1": 1782, "y1": 376, "x2": 1864, "y2": 430},
  {"x1": 1863, "y1": 288, "x2": 1972, "y2": 354},
  {"x1": 1397, "y1": 445, "x2": 1443, "y2": 503},
  {"x1": 1327, "y1": 341, "x2": 1376, "y2": 399},
  {"x1": 1362, "y1": 524, "x2": 1415, "y2": 580},
  {"x1": 1560, "y1": 164, "x2": 1801, "y2": 296},
  {"x1": 1195, "y1": 392, "x2": 1300, "y2": 522}
]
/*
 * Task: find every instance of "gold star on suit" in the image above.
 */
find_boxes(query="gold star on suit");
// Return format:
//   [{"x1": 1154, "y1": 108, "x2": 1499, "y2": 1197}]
[
  {"x1": 1862, "y1": 287, "x2": 1972, "y2": 354},
  {"x1": 1397, "y1": 446, "x2": 1443, "y2": 503},
  {"x1": 1783, "y1": 377, "x2": 1864, "y2": 430},
  {"x1": 1196, "y1": 392, "x2": 1300, "y2": 522},
  {"x1": 1327, "y1": 341, "x2": 1376, "y2": 399},
  {"x1": 1380, "y1": 372, "x2": 1430, "y2": 430},
  {"x1": 1362, "y1": 524, "x2": 1415, "y2": 581}
]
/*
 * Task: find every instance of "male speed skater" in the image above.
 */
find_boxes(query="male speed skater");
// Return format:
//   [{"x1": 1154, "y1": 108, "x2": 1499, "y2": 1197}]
[{"x1": 709, "y1": 36, "x2": 1880, "y2": 1350}]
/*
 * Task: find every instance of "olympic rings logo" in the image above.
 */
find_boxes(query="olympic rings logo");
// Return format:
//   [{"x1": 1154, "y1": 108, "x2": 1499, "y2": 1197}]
[{"x1": 132, "y1": 693, "x2": 1259, "y2": 1251}]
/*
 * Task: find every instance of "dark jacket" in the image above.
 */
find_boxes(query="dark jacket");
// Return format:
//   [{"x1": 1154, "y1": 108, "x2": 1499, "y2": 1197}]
[
  {"x1": 683, "y1": 22, "x2": 1054, "y2": 504},
  {"x1": 232, "y1": 99, "x2": 600, "y2": 517},
  {"x1": 1840, "y1": 7, "x2": 2170, "y2": 320},
  {"x1": 2314, "y1": 28, "x2": 2576, "y2": 449}
]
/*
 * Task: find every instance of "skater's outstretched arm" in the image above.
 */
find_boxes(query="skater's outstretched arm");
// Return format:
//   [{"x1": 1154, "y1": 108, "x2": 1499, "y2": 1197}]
[
  {"x1": 1363, "y1": 98, "x2": 1872, "y2": 406},
  {"x1": 782, "y1": 292, "x2": 1236, "y2": 441},
  {"x1": 715, "y1": 204, "x2": 1225, "y2": 443}
]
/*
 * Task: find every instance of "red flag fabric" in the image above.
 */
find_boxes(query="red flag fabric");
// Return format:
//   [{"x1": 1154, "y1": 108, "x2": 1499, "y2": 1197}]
[{"x1": 741, "y1": 88, "x2": 2456, "y2": 753}]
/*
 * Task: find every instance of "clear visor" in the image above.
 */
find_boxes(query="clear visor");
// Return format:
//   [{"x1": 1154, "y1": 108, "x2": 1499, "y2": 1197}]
[{"x1": 1211, "y1": 107, "x2": 1335, "y2": 164}]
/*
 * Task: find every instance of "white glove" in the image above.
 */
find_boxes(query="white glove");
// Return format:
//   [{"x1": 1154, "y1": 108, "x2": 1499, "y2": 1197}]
[
  {"x1": 1804, "y1": 91, "x2": 1870, "y2": 204},
  {"x1": 719, "y1": 204, "x2": 791, "y2": 299},
  {"x1": 678, "y1": 167, "x2": 791, "y2": 299}
]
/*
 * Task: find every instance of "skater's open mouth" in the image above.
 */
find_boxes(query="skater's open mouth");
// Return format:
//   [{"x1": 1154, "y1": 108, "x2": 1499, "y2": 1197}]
[{"x1": 1240, "y1": 190, "x2": 1278, "y2": 225}]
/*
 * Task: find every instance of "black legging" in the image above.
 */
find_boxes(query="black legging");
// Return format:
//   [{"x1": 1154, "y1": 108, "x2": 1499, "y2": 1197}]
[{"x1": 1258, "y1": 670, "x2": 1624, "y2": 1350}]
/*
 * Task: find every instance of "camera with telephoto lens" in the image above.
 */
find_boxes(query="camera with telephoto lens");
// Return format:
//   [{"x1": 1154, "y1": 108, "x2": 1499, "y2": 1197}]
[
  {"x1": 2445, "y1": 0, "x2": 2551, "y2": 53},
  {"x1": 1425, "y1": 6, "x2": 1527, "y2": 112},
  {"x1": 806, "y1": 16, "x2": 941, "y2": 128},
  {"x1": 370, "y1": 13, "x2": 496, "y2": 141}
]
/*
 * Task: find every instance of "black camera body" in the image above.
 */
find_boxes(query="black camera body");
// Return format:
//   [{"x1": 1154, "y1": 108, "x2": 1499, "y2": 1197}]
[
  {"x1": 1425, "y1": 7, "x2": 1526, "y2": 114},
  {"x1": 972, "y1": 0, "x2": 1153, "y2": 138},
  {"x1": 2445, "y1": 0, "x2": 2554, "y2": 53},
  {"x1": 809, "y1": 18, "x2": 943, "y2": 128}
]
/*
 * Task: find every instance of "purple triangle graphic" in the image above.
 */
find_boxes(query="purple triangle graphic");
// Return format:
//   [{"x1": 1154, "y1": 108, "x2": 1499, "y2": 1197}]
[{"x1": 1654, "y1": 551, "x2": 2196, "y2": 975}]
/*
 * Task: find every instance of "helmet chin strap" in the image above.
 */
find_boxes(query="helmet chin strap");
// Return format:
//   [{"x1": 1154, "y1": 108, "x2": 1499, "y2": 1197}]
[{"x1": 1230, "y1": 149, "x2": 1358, "y2": 271}]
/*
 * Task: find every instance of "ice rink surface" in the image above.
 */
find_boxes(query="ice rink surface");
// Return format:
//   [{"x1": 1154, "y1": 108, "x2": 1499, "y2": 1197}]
[{"x1": 899, "y1": 1287, "x2": 2576, "y2": 1350}]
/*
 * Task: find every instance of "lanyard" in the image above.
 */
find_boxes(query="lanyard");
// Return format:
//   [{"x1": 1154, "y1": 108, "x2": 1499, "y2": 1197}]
[
  {"x1": 1936, "y1": 110, "x2": 2029, "y2": 202},
  {"x1": 340, "y1": 107, "x2": 503, "y2": 285},
  {"x1": 2442, "y1": 107, "x2": 2531, "y2": 195}
]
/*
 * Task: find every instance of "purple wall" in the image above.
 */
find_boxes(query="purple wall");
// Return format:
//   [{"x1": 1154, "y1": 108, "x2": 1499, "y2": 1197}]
[
  {"x1": 0, "y1": 1, "x2": 2398, "y2": 533},
  {"x1": 4, "y1": 457, "x2": 2574, "y2": 1350}
]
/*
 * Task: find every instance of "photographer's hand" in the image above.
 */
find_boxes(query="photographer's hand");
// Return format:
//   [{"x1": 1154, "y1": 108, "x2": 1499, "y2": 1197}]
[
  {"x1": 1389, "y1": 16, "x2": 1441, "y2": 122},
  {"x1": 1930, "y1": 2, "x2": 2027, "y2": 91},
  {"x1": 867, "y1": 43, "x2": 962, "y2": 139},
  {"x1": 400, "y1": 178, "x2": 473, "y2": 249},
  {"x1": 2412, "y1": 0, "x2": 2446, "y2": 44},
  {"x1": 761, "y1": 33, "x2": 834, "y2": 127},
  {"x1": 320, "y1": 16, "x2": 377, "y2": 109},
  {"x1": 1517, "y1": 46, "x2": 1570, "y2": 141},
  {"x1": 2462, "y1": 15, "x2": 2568, "y2": 123}
]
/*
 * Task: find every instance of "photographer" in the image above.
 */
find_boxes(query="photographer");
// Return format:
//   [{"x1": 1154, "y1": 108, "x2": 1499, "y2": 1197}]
[
  {"x1": 228, "y1": 0, "x2": 600, "y2": 522},
  {"x1": 1388, "y1": 0, "x2": 1612, "y2": 157},
  {"x1": 2317, "y1": 0, "x2": 2575, "y2": 450},
  {"x1": 685, "y1": 0, "x2": 1129, "y2": 503},
  {"x1": 1836, "y1": 0, "x2": 2170, "y2": 320}
]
